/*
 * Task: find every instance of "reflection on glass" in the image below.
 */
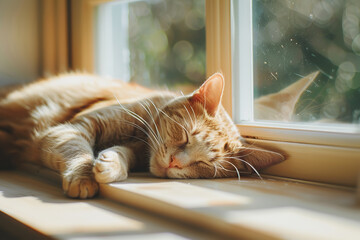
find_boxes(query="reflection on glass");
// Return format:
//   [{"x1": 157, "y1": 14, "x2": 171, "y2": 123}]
[
  {"x1": 95, "y1": 0, "x2": 205, "y2": 93},
  {"x1": 253, "y1": 0, "x2": 360, "y2": 125}
]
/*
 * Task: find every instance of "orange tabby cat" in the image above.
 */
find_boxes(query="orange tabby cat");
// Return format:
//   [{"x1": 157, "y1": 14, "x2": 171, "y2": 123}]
[{"x1": 0, "y1": 73, "x2": 284, "y2": 198}]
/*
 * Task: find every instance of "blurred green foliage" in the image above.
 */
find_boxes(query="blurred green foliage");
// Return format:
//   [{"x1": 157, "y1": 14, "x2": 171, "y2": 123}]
[
  {"x1": 128, "y1": 0, "x2": 205, "y2": 89},
  {"x1": 253, "y1": 0, "x2": 360, "y2": 123}
]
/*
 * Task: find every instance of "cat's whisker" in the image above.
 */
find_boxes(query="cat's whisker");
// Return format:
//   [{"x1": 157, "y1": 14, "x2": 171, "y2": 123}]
[
  {"x1": 182, "y1": 105, "x2": 193, "y2": 129},
  {"x1": 223, "y1": 149, "x2": 253, "y2": 158},
  {"x1": 187, "y1": 102, "x2": 198, "y2": 127},
  {"x1": 218, "y1": 159, "x2": 241, "y2": 181},
  {"x1": 115, "y1": 119, "x2": 150, "y2": 139},
  {"x1": 222, "y1": 156, "x2": 263, "y2": 180},
  {"x1": 145, "y1": 98, "x2": 165, "y2": 144},
  {"x1": 121, "y1": 133, "x2": 156, "y2": 152},
  {"x1": 113, "y1": 95, "x2": 161, "y2": 148},
  {"x1": 215, "y1": 162, "x2": 237, "y2": 178},
  {"x1": 212, "y1": 162, "x2": 218, "y2": 178},
  {"x1": 145, "y1": 98, "x2": 166, "y2": 146},
  {"x1": 216, "y1": 162, "x2": 230, "y2": 172},
  {"x1": 223, "y1": 153, "x2": 234, "y2": 157},
  {"x1": 221, "y1": 146, "x2": 256, "y2": 158},
  {"x1": 114, "y1": 119, "x2": 157, "y2": 152},
  {"x1": 130, "y1": 125, "x2": 158, "y2": 150},
  {"x1": 203, "y1": 91, "x2": 207, "y2": 115},
  {"x1": 158, "y1": 109, "x2": 190, "y2": 137},
  {"x1": 229, "y1": 141, "x2": 258, "y2": 153},
  {"x1": 236, "y1": 147, "x2": 285, "y2": 161},
  {"x1": 226, "y1": 150, "x2": 255, "y2": 159},
  {"x1": 125, "y1": 108, "x2": 161, "y2": 147},
  {"x1": 139, "y1": 100, "x2": 163, "y2": 145},
  {"x1": 116, "y1": 107, "x2": 160, "y2": 148},
  {"x1": 225, "y1": 141, "x2": 264, "y2": 158},
  {"x1": 183, "y1": 104, "x2": 196, "y2": 130}
]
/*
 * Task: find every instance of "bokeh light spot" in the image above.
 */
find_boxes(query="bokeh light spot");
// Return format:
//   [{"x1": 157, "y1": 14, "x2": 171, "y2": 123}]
[{"x1": 173, "y1": 40, "x2": 194, "y2": 61}]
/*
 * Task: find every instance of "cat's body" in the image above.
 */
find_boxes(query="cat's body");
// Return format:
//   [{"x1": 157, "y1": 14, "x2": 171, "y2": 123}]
[
  {"x1": 0, "y1": 74, "x2": 166, "y2": 170},
  {"x1": 0, "y1": 73, "x2": 283, "y2": 198}
]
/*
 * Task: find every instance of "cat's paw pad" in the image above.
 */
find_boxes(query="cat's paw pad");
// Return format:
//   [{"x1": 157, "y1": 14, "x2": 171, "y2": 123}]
[
  {"x1": 62, "y1": 176, "x2": 99, "y2": 199},
  {"x1": 93, "y1": 150, "x2": 128, "y2": 183}
]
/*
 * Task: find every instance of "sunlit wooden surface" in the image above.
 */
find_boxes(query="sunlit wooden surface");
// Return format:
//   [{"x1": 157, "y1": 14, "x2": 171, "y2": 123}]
[
  {"x1": 0, "y1": 171, "x2": 219, "y2": 240},
  {"x1": 103, "y1": 173, "x2": 360, "y2": 240},
  {"x1": 1, "y1": 167, "x2": 360, "y2": 240}
]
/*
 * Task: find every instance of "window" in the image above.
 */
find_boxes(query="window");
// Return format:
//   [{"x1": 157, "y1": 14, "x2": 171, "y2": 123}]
[
  {"x1": 73, "y1": 0, "x2": 205, "y2": 92},
  {"x1": 236, "y1": 0, "x2": 360, "y2": 126},
  {"x1": 230, "y1": 0, "x2": 360, "y2": 187}
]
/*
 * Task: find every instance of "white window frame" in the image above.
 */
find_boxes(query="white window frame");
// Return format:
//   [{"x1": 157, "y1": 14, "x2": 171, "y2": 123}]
[
  {"x1": 95, "y1": 2, "x2": 131, "y2": 81},
  {"x1": 231, "y1": 0, "x2": 253, "y2": 123}
]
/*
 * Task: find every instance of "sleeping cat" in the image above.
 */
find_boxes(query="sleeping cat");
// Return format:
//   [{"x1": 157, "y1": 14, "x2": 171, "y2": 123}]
[{"x1": 0, "y1": 73, "x2": 284, "y2": 198}]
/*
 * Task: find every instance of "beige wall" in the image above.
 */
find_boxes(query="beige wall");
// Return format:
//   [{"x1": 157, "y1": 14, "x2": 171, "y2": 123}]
[{"x1": 0, "y1": 0, "x2": 40, "y2": 86}]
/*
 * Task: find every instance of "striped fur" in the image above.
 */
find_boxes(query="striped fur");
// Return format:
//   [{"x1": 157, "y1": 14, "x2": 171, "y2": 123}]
[{"x1": 0, "y1": 73, "x2": 284, "y2": 198}]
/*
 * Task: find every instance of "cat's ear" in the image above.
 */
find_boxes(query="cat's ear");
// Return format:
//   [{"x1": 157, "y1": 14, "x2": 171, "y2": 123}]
[
  {"x1": 189, "y1": 73, "x2": 224, "y2": 116},
  {"x1": 254, "y1": 71, "x2": 320, "y2": 121},
  {"x1": 238, "y1": 143, "x2": 285, "y2": 172}
]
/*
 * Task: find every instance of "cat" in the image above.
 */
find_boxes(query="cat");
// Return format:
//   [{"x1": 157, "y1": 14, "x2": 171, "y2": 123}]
[{"x1": 0, "y1": 73, "x2": 284, "y2": 199}]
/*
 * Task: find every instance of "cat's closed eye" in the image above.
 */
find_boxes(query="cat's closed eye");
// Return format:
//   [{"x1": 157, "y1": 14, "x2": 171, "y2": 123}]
[{"x1": 173, "y1": 129, "x2": 189, "y2": 148}]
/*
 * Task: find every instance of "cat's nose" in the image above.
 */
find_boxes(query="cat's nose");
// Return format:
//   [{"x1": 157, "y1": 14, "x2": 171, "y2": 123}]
[{"x1": 169, "y1": 155, "x2": 182, "y2": 169}]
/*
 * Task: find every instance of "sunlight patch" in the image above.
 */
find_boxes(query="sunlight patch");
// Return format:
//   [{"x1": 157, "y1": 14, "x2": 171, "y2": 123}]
[
  {"x1": 110, "y1": 182, "x2": 250, "y2": 208},
  {"x1": 226, "y1": 207, "x2": 360, "y2": 240}
]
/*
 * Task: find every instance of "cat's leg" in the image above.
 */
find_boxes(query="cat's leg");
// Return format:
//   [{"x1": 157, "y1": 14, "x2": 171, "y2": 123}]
[
  {"x1": 93, "y1": 146, "x2": 135, "y2": 183},
  {"x1": 36, "y1": 124, "x2": 99, "y2": 199}
]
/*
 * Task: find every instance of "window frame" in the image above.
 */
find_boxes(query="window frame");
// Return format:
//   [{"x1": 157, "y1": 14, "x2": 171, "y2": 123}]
[
  {"x1": 221, "y1": 0, "x2": 360, "y2": 187},
  {"x1": 205, "y1": 0, "x2": 232, "y2": 116},
  {"x1": 70, "y1": 0, "x2": 114, "y2": 72}
]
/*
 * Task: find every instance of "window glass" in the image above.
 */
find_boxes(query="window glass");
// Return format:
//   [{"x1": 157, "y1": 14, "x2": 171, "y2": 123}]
[
  {"x1": 252, "y1": 0, "x2": 360, "y2": 125},
  {"x1": 94, "y1": 0, "x2": 205, "y2": 93}
]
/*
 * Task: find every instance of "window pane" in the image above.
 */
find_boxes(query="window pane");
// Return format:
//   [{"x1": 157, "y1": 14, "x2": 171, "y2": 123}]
[
  {"x1": 252, "y1": 0, "x2": 360, "y2": 125},
  {"x1": 94, "y1": 0, "x2": 205, "y2": 93}
]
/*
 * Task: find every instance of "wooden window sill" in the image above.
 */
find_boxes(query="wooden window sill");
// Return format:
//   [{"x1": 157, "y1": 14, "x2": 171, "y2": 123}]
[
  {"x1": 0, "y1": 170, "x2": 219, "y2": 240},
  {"x1": 102, "y1": 174, "x2": 360, "y2": 240},
  {"x1": 1, "y1": 165, "x2": 360, "y2": 239}
]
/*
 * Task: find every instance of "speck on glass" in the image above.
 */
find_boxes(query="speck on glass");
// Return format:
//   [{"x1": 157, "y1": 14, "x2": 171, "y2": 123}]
[{"x1": 253, "y1": 0, "x2": 360, "y2": 125}]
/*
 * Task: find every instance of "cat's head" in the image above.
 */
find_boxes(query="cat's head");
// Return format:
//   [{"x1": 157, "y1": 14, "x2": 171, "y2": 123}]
[{"x1": 149, "y1": 73, "x2": 284, "y2": 179}]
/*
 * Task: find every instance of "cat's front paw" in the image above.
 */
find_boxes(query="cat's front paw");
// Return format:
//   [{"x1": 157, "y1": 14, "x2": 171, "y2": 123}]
[
  {"x1": 93, "y1": 150, "x2": 128, "y2": 183},
  {"x1": 62, "y1": 175, "x2": 99, "y2": 199}
]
